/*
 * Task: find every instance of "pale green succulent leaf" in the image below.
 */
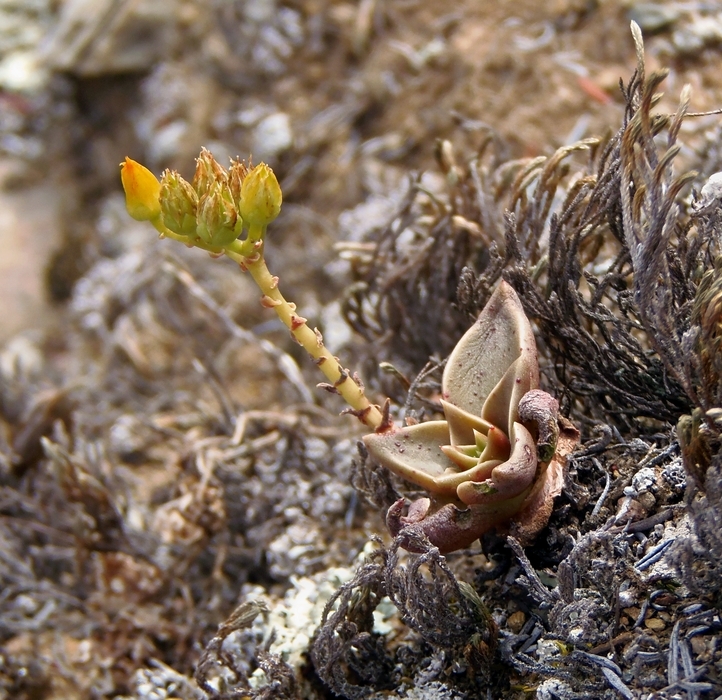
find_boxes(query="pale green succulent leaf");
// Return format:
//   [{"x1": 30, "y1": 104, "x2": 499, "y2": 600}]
[
  {"x1": 440, "y1": 444, "x2": 479, "y2": 470},
  {"x1": 442, "y1": 281, "x2": 536, "y2": 420},
  {"x1": 363, "y1": 421, "x2": 458, "y2": 495},
  {"x1": 441, "y1": 399, "x2": 494, "y2": 446},
  {"x1": 474, "y1": 429, "x2": 487, "y2": 452},
  {"x1": 432, "y1": 457, "x2": 503, "y2": 493},
  {"x1": 481, "y1": 351, "x2": 539, "y2": 437}
]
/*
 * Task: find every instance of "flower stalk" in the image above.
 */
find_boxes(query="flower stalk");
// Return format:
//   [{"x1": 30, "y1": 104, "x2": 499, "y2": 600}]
[
  {"x1": 243, "y1": 254, "x2": 385, "y2": 427},
  {"x1": 120, "y1": 153, "x2": 384, "y2": 429}
]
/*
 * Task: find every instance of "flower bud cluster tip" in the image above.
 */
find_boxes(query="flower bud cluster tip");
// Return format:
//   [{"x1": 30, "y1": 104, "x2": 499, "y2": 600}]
[{"x1": 120, "y1": 151, "x2": 282, "y2": 251}]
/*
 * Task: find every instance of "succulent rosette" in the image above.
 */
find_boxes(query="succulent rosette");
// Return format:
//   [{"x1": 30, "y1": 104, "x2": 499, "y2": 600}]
[{"x1": 363, "y1": 281, "x2": 575, "y2": 553}]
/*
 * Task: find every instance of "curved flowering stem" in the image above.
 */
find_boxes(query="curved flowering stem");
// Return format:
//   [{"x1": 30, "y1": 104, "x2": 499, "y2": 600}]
[
  {"x1": 120, "y1": 154, "x2": 385, "y2": 429},
  {"x1": 243, "y1": 253, "x2": 385, "y2": 427}
]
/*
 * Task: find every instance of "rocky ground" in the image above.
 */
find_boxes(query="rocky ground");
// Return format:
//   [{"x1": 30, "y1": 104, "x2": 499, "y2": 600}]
[{"x1": 2, "y1": 1, "x2": 722, "y2": 699}]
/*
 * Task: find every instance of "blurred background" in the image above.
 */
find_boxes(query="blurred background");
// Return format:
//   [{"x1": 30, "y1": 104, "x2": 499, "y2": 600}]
[{"x1": 2, "y1": 0, "x2": 722, "y2": 345}]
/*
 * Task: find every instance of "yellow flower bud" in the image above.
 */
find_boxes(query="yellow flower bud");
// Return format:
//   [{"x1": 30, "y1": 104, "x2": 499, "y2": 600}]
[
  {"x1": 239, "y1": 163, "x2": 282, "y2": 227},
  {"x1": 192, "y1": 147, "x2": 227, "y2": 197},
  {"x1": 120, "y1": 157, "x2": 161, "y2": 222},
  {"x1": 197, "y1": 180, "x2": 240, "y2": 246},
  {"x1": 160, "y1": 170, "x2": 199, "y2": 237}
]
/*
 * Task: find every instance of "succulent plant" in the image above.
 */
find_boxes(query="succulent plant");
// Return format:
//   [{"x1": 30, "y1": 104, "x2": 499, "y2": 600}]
[
  {"x1": 121, "y1": 153, "x2": 576, "y2": 555},
  {"x1": 363, "y1": 282, "x2": 577, "y2": 553}
]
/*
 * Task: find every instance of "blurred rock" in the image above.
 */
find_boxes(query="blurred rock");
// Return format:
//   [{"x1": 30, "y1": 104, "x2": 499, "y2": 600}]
[
  {"x1": 673, "y1": 14, "x2": 722, "y2": 55},
  {"x1": 43, "y1": 0, "x2": 179, "y2": 76},
  {"x1": 0, "y1": 0, "x2": 52, "y2": 92},
  {"x1": 134, "y1": 61, "x2": 221, "y2": 170},
  {"x1": 627, "y1": 3, "x2": 680, "y2": 34},
  {"x1": 252, "y1": 111, "x2": 293, "y2": 162},
  {"x1": 0, "y1": 158, "x2": 64, "y2": 343}
]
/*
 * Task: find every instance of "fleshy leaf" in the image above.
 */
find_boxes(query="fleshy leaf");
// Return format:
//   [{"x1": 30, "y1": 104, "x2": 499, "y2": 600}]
[
  {"x1": 517, "y1": 389, "x2": 560, "y2": 463},
  {"x1": 433, "y1": 457, "x2": 502, "y2": 492},
  {"x1": 478, "y1": 424, "x2": 511, "y2": 462},
  {"x1": 367, "y1": 281, "x2": 573, "y2": 553},
  {"x1": 509, "y1": 417, "x2": 579, "y2": 544},
  {"x1": 364, "y1": 423, "x2": 509, "y2": 498},
  {"x1": 481, "y1": 352, "x2": 538, "y2": 437},
  {"x1": 456, "y1": 422, "x2": 537, "y2": 505},
  {"x1": 363, "y1": 421, "x2": 458, "y2": 495},
  {"x1": 442, "y1": 281, "x2": 538, "y2": 427},
  {"x1": 440, "y1": 445, "x2": 480, "y2": 470},
  {"x1": 441, "y1": 399, "x2": 494, "y2": 446},
  {"x1": 387, "y1": 490, "x2": 533, "y2": 553}
]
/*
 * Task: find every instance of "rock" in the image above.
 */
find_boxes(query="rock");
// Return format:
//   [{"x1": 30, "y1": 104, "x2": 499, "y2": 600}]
[
  {"x1": 43, "y1": 0, "x2": 179, "y2": 76},
  {"x1": 252, "y1": 112, "x2": 293, "y2": 162},
  {"x1": 0, "y1": 158, "x2": 65, "y2": 342}
]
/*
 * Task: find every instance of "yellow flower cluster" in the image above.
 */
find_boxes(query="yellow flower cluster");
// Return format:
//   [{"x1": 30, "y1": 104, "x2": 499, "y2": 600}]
[{"x1": 119, "y1": 150, "x2": 282, "y2": 249}]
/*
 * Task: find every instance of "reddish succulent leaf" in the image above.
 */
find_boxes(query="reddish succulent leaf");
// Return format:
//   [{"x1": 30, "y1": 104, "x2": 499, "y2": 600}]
[
  {"x1": 387, "y1": 491, "x2": 532, "y2": 554},
  {"x1": 508, "y1": 417, "x2": 579, "y2": 545},
  {"x1": 478, "y1": 424, "x2": 511, "y2": 463},
  {"x1": 456, "y1": 422, "x2": 537, "y2": 506}
]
